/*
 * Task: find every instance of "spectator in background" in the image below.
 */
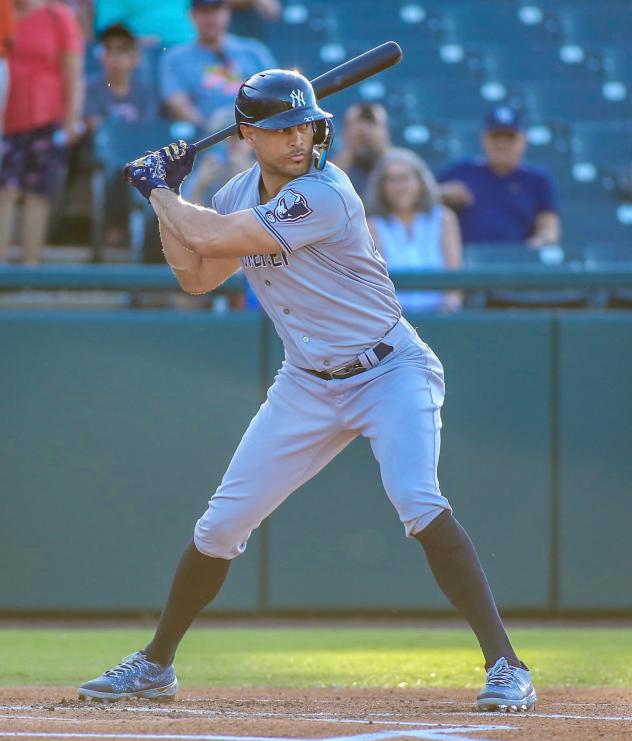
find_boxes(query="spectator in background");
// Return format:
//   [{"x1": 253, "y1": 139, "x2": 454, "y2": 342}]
[
  {"x1": 335, "y1": 102, "x2": 391, "y2": 201},
  {"x1": 85, "y1": 24, "x2": 157, "y2": 130},
  {"x1": 365, "y1": 148, "x2": 462, "y2": 314},
  {"x1": 94, "y1": 0, "x2": 278, "y2": 49},
  {"x1": 62, "y1": 0, "x2": 93, "y2": 40},
  {"x1": 160, "y1": 0, "x2": 276, "y2": 132},
  {"x1": 438, "y1": 106, "x2": 560, "y2": 247},
  {"x1": 0, "y1": 0, "x2": 14, "y2": 144},
  {"x1": 85, "y1": 24, "x2": 157, "y2": 249},
  {"x1": 94, "y1": 0, "x2": 196, "y2": 49},
  {"x1": 229, "y1": 0, "x2": 280, "y2": 41},
  {"x1": 0, "y1": 0, "x2": 83, "y2": 264},
  {"x1": 188, "y1": 108, "x2": 255, "y2": 205}
]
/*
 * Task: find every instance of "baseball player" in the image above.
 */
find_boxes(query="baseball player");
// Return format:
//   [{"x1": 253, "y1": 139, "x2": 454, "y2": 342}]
[{"x1": 78, "y1": 69, "x2": 536, "y2": 712}]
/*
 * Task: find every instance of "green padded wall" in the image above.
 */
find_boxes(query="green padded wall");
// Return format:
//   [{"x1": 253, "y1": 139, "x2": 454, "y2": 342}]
[
  {"x1": 558, "y1": 313, "x2": 632, "y2": 609},
  {"x1": 3, "y1": 309, "x2": 632, "y2": 613},
  {"x1": 0, "y1": 311, "x2": 263, "y2": 612}
]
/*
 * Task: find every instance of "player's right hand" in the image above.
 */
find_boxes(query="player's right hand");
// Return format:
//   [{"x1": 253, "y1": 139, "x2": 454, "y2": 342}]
[
  {"x1": 124, "y1": 150, "x2": 171, "y2": 202},
  {"x1": 159, "y1": 140, "x2": 197, "y2": 194}
]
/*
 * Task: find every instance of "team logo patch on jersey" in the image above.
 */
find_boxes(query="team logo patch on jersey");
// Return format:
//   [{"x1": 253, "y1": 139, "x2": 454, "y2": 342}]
[{"x1": 265, "y1": 189, "x2": 313, "y2": 224}]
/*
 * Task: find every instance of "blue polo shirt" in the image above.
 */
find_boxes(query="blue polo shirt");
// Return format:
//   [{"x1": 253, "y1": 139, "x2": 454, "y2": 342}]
[{"x1": 437, "y1": 157, "x2": 558, "y2": 244}]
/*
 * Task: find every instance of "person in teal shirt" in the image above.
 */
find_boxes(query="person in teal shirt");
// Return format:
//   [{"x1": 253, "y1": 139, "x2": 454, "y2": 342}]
[{"x1": 94, "y1": 0, "x2": 196, "y2": 48}]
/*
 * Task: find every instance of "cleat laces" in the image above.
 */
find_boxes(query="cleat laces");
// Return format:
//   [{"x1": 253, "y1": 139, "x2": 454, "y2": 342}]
[
  {"x1": 487, "y1": 660, "x2": 515, "y2": 687},
  {"x1": 104, "y1": 653, "x2": 150, "y2": 678}
]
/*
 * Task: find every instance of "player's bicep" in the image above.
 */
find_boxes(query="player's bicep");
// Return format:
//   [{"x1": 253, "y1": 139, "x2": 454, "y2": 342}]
[{"x1": 209, "y1": 210, "x2": 283, "y2": 258}]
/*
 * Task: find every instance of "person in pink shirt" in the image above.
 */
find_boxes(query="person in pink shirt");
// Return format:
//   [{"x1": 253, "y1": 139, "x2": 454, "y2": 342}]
[
  {"x1": 0, "y1": 0, "x2": 83, "y2": 264},
  {"x1": 0, "y1": 0, "x2": 14, "y2": 144}
]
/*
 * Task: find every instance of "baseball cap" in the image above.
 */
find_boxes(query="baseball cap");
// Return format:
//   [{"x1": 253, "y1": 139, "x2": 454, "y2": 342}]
[
  {"x1": 485, "y1": 106, "x2": 523, "y2": 132},
  {"x1": 191, "y1": 0, "x2": 226, "y2": 8}
]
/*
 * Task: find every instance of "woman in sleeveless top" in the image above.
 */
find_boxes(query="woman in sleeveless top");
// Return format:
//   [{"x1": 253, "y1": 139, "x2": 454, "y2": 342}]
[{"x1": 365, "y1": 148, "x2": 462, "y2": 313}]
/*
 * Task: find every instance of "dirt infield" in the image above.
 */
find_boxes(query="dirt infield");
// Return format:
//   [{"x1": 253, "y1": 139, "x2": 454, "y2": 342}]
[{"x1": 1, "y1": 687, "x2": 631, "y2": 741}]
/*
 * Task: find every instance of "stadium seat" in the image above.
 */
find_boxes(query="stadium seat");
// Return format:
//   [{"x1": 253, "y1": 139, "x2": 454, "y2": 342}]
[
  {"x1": 555, "y1": 2, "x2": 632, "y2": 45},
  {"x1": 517, "y1": 80, "x2": 632, "y2": 122},
  {"x1": 480, "y1": 43, "x2": 600, "y2": 84},
  {"x1": 570, "y1": 122, "x2": 632, "y2": 179},
  {"x1": 402, "y1": 79, "x2": 508, "y2": 121},
  {"x1": 462, "y1": 243, "x2": 589, "y2": 308},
  {"x1": 584, "y1": 243, "x2": 632, "y2": 307},
  {"x1": 333, "y1": 1, "x2": 445, "y2": 45},
  {"x1": 561, "y1": 194, "x2": 632, "y2": 248},
  {"x1": 91, "y1": 120, "x2": 202, "y2": 262},
  {"x1": 440, "y1": 0, "x2": 551, "y2": 43}
]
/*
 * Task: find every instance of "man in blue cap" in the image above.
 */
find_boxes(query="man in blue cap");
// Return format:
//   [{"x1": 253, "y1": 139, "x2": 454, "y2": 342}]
[
  {"x1": 438, "y1": 106, "x2": 561, "y2": 247},
  {"x1": 160, "y1": 0, "x2": 276, "y2": 132}
]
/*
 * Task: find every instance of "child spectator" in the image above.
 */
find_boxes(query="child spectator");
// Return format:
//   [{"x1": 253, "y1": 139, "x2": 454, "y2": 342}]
[
  {"x1": 85, "y1": 24, "x2": 158, "y2": 249},
  {"x1": 85, "y1": 24, "x2": 157, "y2": 130}
]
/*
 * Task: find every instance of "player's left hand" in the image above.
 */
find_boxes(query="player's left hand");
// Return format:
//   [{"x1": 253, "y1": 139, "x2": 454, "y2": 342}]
[
  {"x1": 160, "y1": 140, "x2": 197, "y2": 194},
  {"x1": 124, "y1": 150, "x2": 171, "y2": 201}
]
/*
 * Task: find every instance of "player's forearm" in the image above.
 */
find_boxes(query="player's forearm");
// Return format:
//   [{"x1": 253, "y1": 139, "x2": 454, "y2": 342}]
[
  {"x1": 158, "y1": 216, "x2": 201, "y2": 272},
  {"x1": 158, "y1": 217, "x2": 239, "y2": 295},
  {"x1": 150, "y1": 189, "x2": 222, "y2": 256}
]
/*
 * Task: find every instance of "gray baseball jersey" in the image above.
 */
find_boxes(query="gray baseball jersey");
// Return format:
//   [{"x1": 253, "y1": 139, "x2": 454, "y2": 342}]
[
  {"x1": 212, "y1": 159, "x2": 401, "y2": 369},
  {"x1": 194, "y1": 157, "x2": 452, "y2": 560}
]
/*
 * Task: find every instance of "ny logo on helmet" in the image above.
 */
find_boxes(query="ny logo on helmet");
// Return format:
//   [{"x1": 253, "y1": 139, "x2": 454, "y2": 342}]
[{"x1": 290, "y1": 89, "x2": 306, "y2": 108}]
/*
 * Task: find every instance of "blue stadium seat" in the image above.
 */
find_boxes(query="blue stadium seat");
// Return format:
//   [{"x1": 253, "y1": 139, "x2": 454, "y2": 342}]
[
  {"x1": 91, "y1": 120, "x2": 202, "y2": 261},
  {"x1": 600, "y1": 44, "x2": 632, "y2": 84},
  {"x1": 571, "y1": 122, "x2": 632, "y2": 170},
  {"x1": 333, "y1": 1, "x2": 445, "y2": 45},
  {"x1": 403, "y1": 79, "x2": 508, "y2": 121},
  {"x1": 518, "y1": 80, "x2": 632, "y2": 122},
  {"x1": 584, "y1": 243, "x2": 632, "y2": 306},
  {"x1": 555, "y1": 2, "x2": 632, "y2": 45},
  {"x1": 462, "y1": 243, "x2": 588, "y2": 308},
  {"x1": 561, "y1": 194, "x2": 632, "y2": 247},
  {"x1": 480, "y1": 43, "x2": 599, "y2": 84},
  {"x1": 440, "y1": 0, "x2": 551, "y2": 43}
]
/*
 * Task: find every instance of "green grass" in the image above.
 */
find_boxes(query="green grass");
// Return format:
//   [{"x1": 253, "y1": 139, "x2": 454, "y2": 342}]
[{"x1": 1, "y1": 627, "x2": 631, "y2": 689}]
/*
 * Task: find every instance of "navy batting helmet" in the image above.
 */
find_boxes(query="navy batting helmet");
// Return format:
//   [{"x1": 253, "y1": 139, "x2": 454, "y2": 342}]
[{"x1": 235, "y1": 69, "x2": 335, "y2": 169}]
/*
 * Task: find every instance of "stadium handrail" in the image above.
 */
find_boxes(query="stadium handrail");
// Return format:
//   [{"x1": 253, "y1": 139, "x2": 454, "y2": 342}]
[{"x1": 1, "y1": 264, "x2": 632, "y2": 291}]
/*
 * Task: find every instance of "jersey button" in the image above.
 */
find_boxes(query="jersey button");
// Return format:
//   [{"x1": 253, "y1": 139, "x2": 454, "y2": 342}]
[
  {"x1": 302, "y1": 336, "x2": 310, "y2": 343},
  {"x1": 265, "y1": 280, "x2": 271, "y2": 286},
  {"x1": 323, "y1": 360, "x2": 330, "y2": 367},
  {"x1": 283, "y1": 308, "x2": 290, "y2": 315}
]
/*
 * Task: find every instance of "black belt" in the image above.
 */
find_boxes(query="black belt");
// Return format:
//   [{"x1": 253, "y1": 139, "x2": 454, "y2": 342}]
[{"x1": 303, "y1": 341, "x2": 393, "y2": 381}]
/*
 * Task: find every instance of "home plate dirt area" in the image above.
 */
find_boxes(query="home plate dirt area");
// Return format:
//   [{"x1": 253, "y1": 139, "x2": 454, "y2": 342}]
[{"x1": 0, "y1": 687, "x2": 631, "y2": 741}]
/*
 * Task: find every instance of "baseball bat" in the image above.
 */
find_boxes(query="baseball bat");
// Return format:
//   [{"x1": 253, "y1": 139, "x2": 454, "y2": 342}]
[{"x1": 192, "y1": 40, "x2": 403, "y2": 151}]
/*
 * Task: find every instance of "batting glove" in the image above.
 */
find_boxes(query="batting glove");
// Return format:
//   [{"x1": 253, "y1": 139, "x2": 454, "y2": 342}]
[
  {"x1": 125, "y1": 150, "x2": 171, "y2": 202},
  {"x1": 160, "y1": 140, "x2": 197, "y2": 194}
]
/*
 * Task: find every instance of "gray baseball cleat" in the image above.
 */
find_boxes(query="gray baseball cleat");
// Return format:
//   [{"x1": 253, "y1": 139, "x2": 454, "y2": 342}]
[
  {"x1": 477, "y1": 657, "x2": 537, "y2": 712},
  {"x1": 78, "y1": 651, "x2": 178, "y2": 701}
]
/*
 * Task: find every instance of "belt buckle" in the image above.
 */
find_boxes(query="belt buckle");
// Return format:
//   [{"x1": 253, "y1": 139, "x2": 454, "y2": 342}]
[{"x1": 329, "y1": 359, "x2": 363, "y2": 379}]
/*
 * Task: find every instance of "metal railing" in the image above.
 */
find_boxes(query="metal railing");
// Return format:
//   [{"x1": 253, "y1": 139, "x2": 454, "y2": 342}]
[{"x1": 1, "y1": 264, "x2": 632, "y2": 291}]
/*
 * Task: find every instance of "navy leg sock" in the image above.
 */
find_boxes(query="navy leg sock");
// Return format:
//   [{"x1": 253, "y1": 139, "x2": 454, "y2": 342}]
[
  {"x1": 415, "y1": 510, "x2": 520, "y2": 668},
  {"x1": 144, "y1": 540, "x2": 230, "y2": 666}
]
